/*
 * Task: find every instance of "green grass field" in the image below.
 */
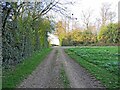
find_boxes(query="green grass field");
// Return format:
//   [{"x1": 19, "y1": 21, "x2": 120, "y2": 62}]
[
  {"x1": 65, "y1": 46, "x2": 119, "y2": 89},
  {"x1": 2, "y1": 48, "x2": 52, "y2": 88}
]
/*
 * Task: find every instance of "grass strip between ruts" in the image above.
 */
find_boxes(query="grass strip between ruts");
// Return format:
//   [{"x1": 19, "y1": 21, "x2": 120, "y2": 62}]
[{"x1": 60, "y1": 64, "x2": 70, "y2": 88}]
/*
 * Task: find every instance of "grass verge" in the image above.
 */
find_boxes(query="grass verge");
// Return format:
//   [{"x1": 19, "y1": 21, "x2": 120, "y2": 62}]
[
  {"x1": 60, "y1": 64, "x2": 70, "y2": 88},
  {"x1": 2, "y1": 48, "x2": 52, "y2": 88},
  {"x1": 65, "y1": 46, "x2": 119, "y2": 89}
]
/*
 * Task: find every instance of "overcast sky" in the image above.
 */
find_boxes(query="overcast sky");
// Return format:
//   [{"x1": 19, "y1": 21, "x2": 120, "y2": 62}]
[
  {"x1": 53, "y1": 0, "x2": 119, "y2": 27},
  {"x1": 49, "y1": 0, "x2": 119, "y2": 45},
  {"x1": 71, "y1": 0, "x2": 118, "y2": 20}
]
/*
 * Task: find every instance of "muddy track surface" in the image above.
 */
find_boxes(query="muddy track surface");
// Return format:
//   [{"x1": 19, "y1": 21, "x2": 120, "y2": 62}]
[{"x1": 18, "y1": 47, "x2": 105, "y2": 88}]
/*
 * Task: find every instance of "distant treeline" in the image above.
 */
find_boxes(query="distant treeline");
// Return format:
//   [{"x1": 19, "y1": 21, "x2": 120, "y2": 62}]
[
  {"x1": 55, "y1": 21, "x2": 120, "y2": 46},
  {"x1": 55, "y1": 2, "x2": 120, "y2": 46}
]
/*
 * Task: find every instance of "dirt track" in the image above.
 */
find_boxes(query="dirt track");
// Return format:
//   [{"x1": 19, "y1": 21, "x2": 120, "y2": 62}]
[{"x1": 18, "y1": 47, "x2": 104, "y2": 88}]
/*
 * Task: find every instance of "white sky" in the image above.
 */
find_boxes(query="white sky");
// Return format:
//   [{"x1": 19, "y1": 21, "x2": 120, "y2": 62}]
[
  {"x1": 53, "y1": 0, "x2": 119, "y2": 26},
  {"x1": 48, "y1": 33, "x2": 60, "y2": 45},
  {"x1": 49, "y1": 0, "x2": 119, "y2": 45},
  {"x1": 70, "y1": 0, "x2": 118, "y2": 21}
]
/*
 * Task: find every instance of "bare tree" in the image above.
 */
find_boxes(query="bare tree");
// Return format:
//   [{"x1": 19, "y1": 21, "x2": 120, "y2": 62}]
[
  {"x1": 108, "y1": 11, "x2": 116, "y2": 23},
  {"x1": 27, "y1": 0, "x2": 75, "y2": 21},
  {"x1": 94, "y1": 18, "x2": 102, "y2": 34},
  {"x1": 100, "y1": 3, "x2": 111, "y2": 26},
  {"x1": 81, "y1": 9, "x2": 93, "y2": 30}
]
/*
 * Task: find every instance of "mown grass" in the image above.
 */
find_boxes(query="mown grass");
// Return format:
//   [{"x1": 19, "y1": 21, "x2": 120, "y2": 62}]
[
  {"x1": 65, "y1": 46, "x2": 119, "y2": 89},
  {"x1": 2, "y1": 48, "x2": 52, "y2": 88}
]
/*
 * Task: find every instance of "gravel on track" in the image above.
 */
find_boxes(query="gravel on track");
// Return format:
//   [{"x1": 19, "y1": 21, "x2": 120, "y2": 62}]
[{"x1": 18, "y1": 47, "x2": 105, "y2": 88}]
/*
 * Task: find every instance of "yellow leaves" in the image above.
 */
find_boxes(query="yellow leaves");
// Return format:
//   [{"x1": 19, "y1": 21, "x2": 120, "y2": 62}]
[{"x1": 55, "y1": 21, "x2": 66, "y2": 43}]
